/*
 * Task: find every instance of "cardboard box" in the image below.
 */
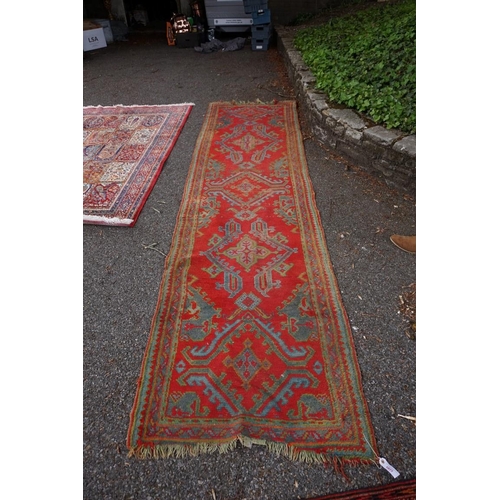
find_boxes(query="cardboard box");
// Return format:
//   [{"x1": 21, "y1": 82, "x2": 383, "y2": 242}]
[
  {"x1": 83, "y1": 27, "x2": 107, "y2": 51},
  {"x1": 83, "y1": 19, "x2": 101, "y2": 31}
]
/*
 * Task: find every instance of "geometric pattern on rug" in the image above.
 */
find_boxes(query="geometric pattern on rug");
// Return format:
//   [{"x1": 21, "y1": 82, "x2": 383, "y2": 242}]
[
  {"x1": 127, "y1": 102, "x2": 378, "y2": 468},
  {"x1": 83, "y1": 104, "x2": 193, "y2": 227}
]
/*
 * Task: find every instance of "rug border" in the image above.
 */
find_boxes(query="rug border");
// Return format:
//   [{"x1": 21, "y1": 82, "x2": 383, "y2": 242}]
[
  {"x1": 280, "y1": 99, "x2": 379, "y2": 463},
  {"x1": 83, "y1": 103, "x2": 194, "y2": 227}
]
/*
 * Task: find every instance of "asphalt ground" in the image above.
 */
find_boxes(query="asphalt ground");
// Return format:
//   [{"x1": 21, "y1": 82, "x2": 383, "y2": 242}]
[{"x1": 83, "y1": 31, "x2": 416, "y2": 500}]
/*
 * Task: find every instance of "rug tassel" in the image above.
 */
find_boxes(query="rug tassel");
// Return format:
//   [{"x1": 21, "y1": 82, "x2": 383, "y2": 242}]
[{"x1": 331, "y1": 456, "x2": 350, "y2": 482}]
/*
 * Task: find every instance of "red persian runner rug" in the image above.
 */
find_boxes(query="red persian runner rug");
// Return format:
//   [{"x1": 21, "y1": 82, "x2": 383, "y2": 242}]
[
  {"x1": 127, "y1": 101, "x2": 378, "y2": 467},
  {"x1": 83, "y1": 104, "x2": 193, "y2": 227}
]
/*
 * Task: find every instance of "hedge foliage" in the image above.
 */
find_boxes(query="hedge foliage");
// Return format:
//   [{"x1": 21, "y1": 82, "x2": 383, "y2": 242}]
[{"x1": 294, "y1": 0, "x2": 416, "y2": 134}]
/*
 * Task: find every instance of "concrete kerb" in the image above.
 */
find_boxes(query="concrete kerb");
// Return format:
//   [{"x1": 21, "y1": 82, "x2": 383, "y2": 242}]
[{"x1": 275, "y1": 26, "x2": 416, "y2": 193}]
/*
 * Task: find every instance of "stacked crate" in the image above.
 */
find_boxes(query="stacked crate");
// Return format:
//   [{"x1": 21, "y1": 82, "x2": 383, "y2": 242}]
[{"x1": 243, "y1": 0, "x2": 272, "y2": 51}]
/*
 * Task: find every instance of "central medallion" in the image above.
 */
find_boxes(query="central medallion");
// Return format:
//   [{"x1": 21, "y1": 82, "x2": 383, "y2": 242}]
[
  {"x1": 202, "y1": 218, "x2": 298, "y2": 298},
  {"x1": 223, "y1": 338, "x2": 271, "y2": 390},
  {"x1": 206, "y1": 171, "x2": 288, "y2": 209},
  {"x1": 222, "y1": 234, "x2": 273, "y2": 271}
]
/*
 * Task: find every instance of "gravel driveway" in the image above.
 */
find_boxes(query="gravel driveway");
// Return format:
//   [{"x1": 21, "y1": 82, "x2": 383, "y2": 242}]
[{"x1": 83, "y1": 31, "x2": 415, "y2": 500}]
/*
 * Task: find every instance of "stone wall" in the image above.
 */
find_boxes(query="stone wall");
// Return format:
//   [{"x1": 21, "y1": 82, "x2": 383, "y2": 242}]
[{"x1": 276, "y1": 26, "x2": 416, "y2": 193}]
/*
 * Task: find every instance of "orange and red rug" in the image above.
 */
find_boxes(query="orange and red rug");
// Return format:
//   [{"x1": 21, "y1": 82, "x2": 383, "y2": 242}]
[
  {"x1": 83, "y1": 103, "x2": 193, "y2": 227},
  {"x1": 127, "y1": 101, "x2": 377, "y2": 467},
  {"x1": 310, "y1": 478, "x2": 416, "y2": 499}
]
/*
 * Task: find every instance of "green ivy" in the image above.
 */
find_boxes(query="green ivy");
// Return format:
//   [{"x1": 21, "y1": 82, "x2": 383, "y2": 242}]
[{"x1": 294, "y1": 0, "x2": 416, "y2": 134}]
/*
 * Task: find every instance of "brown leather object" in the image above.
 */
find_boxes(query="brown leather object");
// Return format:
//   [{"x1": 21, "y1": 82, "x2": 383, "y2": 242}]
[{"x1": 390, "y1": 235, "x2": 416, "y2": 253}]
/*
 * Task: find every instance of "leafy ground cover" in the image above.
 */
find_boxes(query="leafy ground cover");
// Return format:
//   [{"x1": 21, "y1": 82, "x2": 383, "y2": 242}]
[{"x1": 293, "y1": 0, "x2": 416, "y2": 134}]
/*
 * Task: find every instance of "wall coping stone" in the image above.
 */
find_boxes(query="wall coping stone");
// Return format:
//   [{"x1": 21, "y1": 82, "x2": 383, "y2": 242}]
[
  {"x1": 323, "y1": 108, "x2": 368, "y2": 131},
  {"x1": 393, "y1": 134, "x2": 416, "y2": 158},
  {"x1": 275, "y1": 26, "x2": 416, "y2": 193},
  {"x1": 364, "y1": 125, "x2": 404, "y2": 146}
]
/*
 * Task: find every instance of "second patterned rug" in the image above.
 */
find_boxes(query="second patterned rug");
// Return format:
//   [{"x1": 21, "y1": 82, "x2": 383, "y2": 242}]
[{"x1": 83, "y1": 103, "x2": 193, "y2": 227}]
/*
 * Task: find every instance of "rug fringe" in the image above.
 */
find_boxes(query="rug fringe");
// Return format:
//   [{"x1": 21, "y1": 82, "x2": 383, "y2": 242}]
[
  {"x1": 128, "y1": 436, "x2": 376, "y2": 474},
  {"x1": 207, "y1": 99, "x2": 296, "y2": 106},
  {"x1": 229, "y1": 99, "x2": 279, "y2": 105},
  {"x1": 83, "y1": 215, "x2": 134, "y2": 226},
  {"x1": 127, "y1": 440, "x2": 239, "y2": 459}
]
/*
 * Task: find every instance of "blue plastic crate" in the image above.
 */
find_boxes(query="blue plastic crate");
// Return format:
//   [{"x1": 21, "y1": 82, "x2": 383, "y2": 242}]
[
  {"x1": 251, "y1": 37, "x2": 270, "y2": 51},
  {"x1": 243, "y1": 0, "x2": 268, "y2": 14},
  {"x1": 251, "y1": 23, "x2": 272, "y2": 39},
  {"x1": 251, "y1": 8, "x2": 271, "y2": 25}
]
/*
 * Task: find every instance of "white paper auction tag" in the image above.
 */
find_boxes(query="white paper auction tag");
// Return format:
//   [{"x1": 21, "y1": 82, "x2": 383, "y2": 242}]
[
  {"x1": 379, "y1": 457, "x2": 400, "y2": 478},
  {"x1": 362, "y1": 432, "x2": 401, "y2": 479}
]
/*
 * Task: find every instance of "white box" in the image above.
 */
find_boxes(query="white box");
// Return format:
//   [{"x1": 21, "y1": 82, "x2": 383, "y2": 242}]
[{"x1": 83, "y1": 28, "x2": 107, "y2": 51}]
